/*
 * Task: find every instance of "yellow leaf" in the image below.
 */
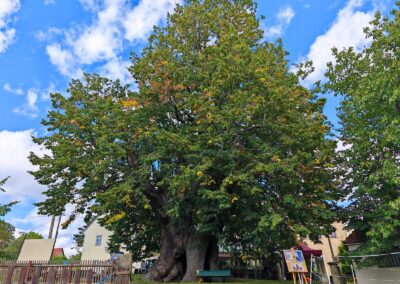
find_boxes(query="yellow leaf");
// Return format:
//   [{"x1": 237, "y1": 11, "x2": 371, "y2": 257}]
[
  {"x1": 272, "y1": 155, "x2": 281, "y2": 162},
  {"x1": 121, "y1": 99, "x2": 140, "y2": 108},
  {"x1": 105, "y1": 212, "x2": 126, "y2": 224}
]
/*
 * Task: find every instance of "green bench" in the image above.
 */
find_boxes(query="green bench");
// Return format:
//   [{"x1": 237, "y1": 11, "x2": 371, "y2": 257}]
[{"x1": 196, "y1": 270, "x2": 231, "y2": 282}]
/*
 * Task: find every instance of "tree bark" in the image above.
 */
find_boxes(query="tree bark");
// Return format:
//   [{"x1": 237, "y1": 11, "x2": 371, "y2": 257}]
[
  {"x1": 181, "y1": 233, "x2": 210, "y2": 282},
  {"x1": 148, "y1": 223, "x2": 185, "y2": 282},
  {"x1": 146, "y1": 189, "x2": 218, "y2": 282}
]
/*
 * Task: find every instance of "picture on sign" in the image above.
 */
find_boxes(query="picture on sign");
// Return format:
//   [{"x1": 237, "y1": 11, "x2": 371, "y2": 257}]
[
  {"x1": 284, "y1": 251, "x2": 293, "y2": 261},
  {"x1": 283, "y1": 249, "x2": 308, "y2": 273},
  {"x1": 295, "y1": 250, "x2": 304, "y2": 262}
]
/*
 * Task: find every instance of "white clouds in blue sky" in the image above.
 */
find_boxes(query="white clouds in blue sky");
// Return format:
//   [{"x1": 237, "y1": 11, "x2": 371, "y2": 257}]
[
  {"x1": 303, "y1": 0, "x2": 379, "y2": 82},
  {"x1": 0, "y1": 0, "x2": 20, "y2": 53},
  {"x1": 0, "y1": 130, "x2": 46, "y2": 202},
  {"x1": 3, "y1": 83, "x2": 23, "y2": 95},
  {"x1": 42, "y1": 0, "x2": 181, "y2": 82},
  {"x1": 264, "y1": 6, "x2": 295, "y2": 38}
]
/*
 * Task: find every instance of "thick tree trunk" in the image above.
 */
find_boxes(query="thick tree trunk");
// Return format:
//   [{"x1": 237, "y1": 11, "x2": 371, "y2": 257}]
[
  {"x1": 181, "y1": 233, "x2": 210, "y2": 282},
  {"x1": 148, "y1": 224, "x2": 185, "y2": 282},
  {"x1": 148, "y1": 228, "x2": 218, "y2": 282},
  {"x1": 146, "y1": 189, "x2": 219, "y2": 282}
]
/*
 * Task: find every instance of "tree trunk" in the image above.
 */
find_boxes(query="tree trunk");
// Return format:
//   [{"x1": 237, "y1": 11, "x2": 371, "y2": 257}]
[
  {"x1": 146, "y1": 190, "x2": 218, "y2": 282},
  {"x1": 181, "y1": 233, "x2": 210, "y2": 282},
  {"x1": 148, "y1": 223, "x2": 185, "y2": 282}
]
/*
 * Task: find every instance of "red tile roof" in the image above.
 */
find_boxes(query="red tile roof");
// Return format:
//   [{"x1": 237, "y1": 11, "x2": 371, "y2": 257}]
[
  {"x1": 344, "y1": 230, "x2": 366, "y2": 245},
  {"x1": 52, "y1": 248, "x2": 65, "y2": 257}
]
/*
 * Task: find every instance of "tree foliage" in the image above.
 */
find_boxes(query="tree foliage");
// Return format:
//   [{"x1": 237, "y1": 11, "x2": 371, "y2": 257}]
[
  {"x1": 324, "y1": 4, "x2": 400, "y2": 253},
  {"x1": 0, "y1": 177, "x2": 18, "y2": 260},
  {"x1": 0, "y1": 177, "x2": 18, "y2": 217},
  {"x1": 30, "y1": 0, "x2": 339, "y2": 281}
]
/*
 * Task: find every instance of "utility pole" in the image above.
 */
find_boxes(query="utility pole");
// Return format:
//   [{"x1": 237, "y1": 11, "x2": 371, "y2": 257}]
[
  {"x1": 54, "y1": 215, "x2": 62, "y2": 243},
  {"x1": 48, "y1": 216, "x2": 55, "y2": 239},
  {"x1": 50, "y1": 215, "x2": 62, "y2": 262}
]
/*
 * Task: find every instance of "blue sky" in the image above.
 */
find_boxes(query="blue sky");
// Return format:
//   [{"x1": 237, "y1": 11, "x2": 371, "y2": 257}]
[{"x1": 0, "y1": 0, "x2": 396, "y2": 255}]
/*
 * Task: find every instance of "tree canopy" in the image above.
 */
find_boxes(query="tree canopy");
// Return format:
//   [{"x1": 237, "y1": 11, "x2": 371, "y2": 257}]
[
  {"x1": 324, "y1": 4, "x2": 400, "y2": 253},
  {"x1": 30, "y1": 0, "x2": 339, "y2": 281},
  {"x1": 0, "y1": 177, "x2": 18, "y2": 260},
  {"x1": 0, "y1": 177, "x2": 18, "y2": 217}
]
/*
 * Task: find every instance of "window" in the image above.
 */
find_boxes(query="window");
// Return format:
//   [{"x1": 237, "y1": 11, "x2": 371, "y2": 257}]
[{"x1": 95, "y1": 235, "x2": 102, "y2": 246}]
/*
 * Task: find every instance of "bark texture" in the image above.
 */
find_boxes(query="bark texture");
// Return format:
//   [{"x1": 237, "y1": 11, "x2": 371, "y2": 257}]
[
  {"x1": 148, "y1": 228, "x2": 219, "y2": 282},
  {"x1": 146, "y1": 188, "x2": 219, "y2": 282}
]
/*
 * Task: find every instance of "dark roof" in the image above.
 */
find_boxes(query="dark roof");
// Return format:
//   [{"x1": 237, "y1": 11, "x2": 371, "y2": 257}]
[
  {"x1": 344, "y1": 230, "x2": 367, "y2": 245},
  {"x1": 52, "y1": 248, "x2": 65, "y2": 257},
  {"x1": 293, "y1": 242, "x2": 322, "y2": 257}
]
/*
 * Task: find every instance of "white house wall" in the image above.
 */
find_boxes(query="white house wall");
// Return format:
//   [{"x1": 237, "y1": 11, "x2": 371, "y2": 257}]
[{"x1": 81, "y1": 220, "x2": 113, "y2": 261}]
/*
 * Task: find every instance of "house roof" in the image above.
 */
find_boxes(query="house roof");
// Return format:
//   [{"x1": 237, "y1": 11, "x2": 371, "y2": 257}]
[
  {"x1": 83, "y1": 216, "x2": 100, "y2": 234},
  {"x1": 293, "y1": 242, "x2": 323, "y2": 257},
  {"x1": 52, "y1": 248, "x2": 65, "y2": 257},
  {"x1": 18, "y1": 239, "x2": 55, "y2": 261},
  {"x1": 344, "y1": 230, "x2": 366, "y2": 245}
]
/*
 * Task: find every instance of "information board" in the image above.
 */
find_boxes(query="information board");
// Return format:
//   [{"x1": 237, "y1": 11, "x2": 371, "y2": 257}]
[{"x1": 283, "y1": 249, "x2": 308, "y2": 273}]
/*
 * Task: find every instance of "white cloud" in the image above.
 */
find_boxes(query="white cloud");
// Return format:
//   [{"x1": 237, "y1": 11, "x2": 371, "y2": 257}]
[
  {"x1": 46, "y1": 44, "x2": 82, "y2": 78},
  {"x1": 0, "y1": 130, "x2": 82, "y2": 256},
  {"x1": 35, "y1": 27, "x2": 63, "y2": 42},
  {"x1": 3, "y1": 82, "x2": 23, "y2": 95},
  {"x1": 78, "y1": 0, "x2": 101, "y2": 11},
  {"x1": 99, "y1": 57, "x2": 131, "y2": 83},
  {"x1": 0, "y1": 130, "x2": 47, "y2": 201},
  {"x1": 302, "y1": 0, "x2": 376, "y2": 82},
  {"x1": 43, "y1": 0, "x2": 181, "y2": 83},
  {"x1": 13, "y1": 89, "x2": 40, "y2": 118},
  {"x1": 123, "y1": 0, "x2": 178, "y2": 42},
  {"x1": 277, "y1": 6, "x2": 295, "y2": 25},
  {"x1": 0, "y1": 0, "x2": 20, "y2": 53},
  {"x1": 40, "y1": 82, "x2": 56, "y2": 101},
  {"x1": 44, "y1": 0, "x2": 55, "y2": 5},
  {"x1": 265, "y1": 6, "x2": 295, "y2": 38}
]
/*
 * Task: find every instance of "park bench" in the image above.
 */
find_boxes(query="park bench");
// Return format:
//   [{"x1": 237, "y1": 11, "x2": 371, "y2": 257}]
[{"x1": 196, "y1": 269, "x2": 231, "y2": 282}]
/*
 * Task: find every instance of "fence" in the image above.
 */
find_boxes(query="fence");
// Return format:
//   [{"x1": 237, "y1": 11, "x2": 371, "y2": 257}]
[
  {"x1": 337, "y1": 252, "x2": 400, "y2": 283},
  {"x1": 0, "y1": 258, "x2": 131, "y2": 284}
]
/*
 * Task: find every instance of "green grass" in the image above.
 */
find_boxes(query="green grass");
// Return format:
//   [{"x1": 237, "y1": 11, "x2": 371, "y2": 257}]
[{"x1": 131, "y1": 274, "x2": 292, "y2": 284}]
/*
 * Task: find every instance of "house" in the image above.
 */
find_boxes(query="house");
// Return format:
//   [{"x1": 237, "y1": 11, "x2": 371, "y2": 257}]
[
  {"x1": 81, "y1": 219, "x2": 113, "y2": 261},
  {"x1": 300, "y1": 222, "x2": 350, "y2": 277},
  {"x1": 81, "y1": 218, "x2": 157, "y2": 272},
  {"x1": 52, "y1": 248, "x2": 65, "y2": 258},
  {"x1": 17, "y1": 239, "x2": 55, "y2": 261},
  {"x1": 305, "y1": 222, "x2": 349, "y2": 263},
  {"x1": 343, "y1": 231, "x2": 400, "y2": 283}
]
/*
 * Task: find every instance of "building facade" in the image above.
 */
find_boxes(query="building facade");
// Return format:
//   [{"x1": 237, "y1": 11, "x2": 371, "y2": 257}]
[{"x1": 81, "y1": 219, "x2": 113, "y2": 261}]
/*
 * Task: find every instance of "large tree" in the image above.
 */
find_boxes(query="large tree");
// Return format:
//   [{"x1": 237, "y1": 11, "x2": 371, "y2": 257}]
[
  {"x1": 324, "y1": 4, "x2": 400, "y2": 253},
  {"x1": 30, "y1": 0, "x2": 338, "y2": 281}
]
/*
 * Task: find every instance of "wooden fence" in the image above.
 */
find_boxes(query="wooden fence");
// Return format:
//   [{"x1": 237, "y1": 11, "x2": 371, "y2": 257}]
[{"x1": 0, "y1": 259, "x2": 130, "y2": 284}]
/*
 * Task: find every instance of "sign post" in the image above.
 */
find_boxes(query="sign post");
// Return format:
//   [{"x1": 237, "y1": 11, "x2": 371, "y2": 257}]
[{"x1": 283, "y1": 249, "x2": 309, "y2": 284}]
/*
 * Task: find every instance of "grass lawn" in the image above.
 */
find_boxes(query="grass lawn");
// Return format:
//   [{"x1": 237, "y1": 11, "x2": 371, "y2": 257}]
[{"x1": 131, "y1": 274, "x2": 292, "y2": 284}]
